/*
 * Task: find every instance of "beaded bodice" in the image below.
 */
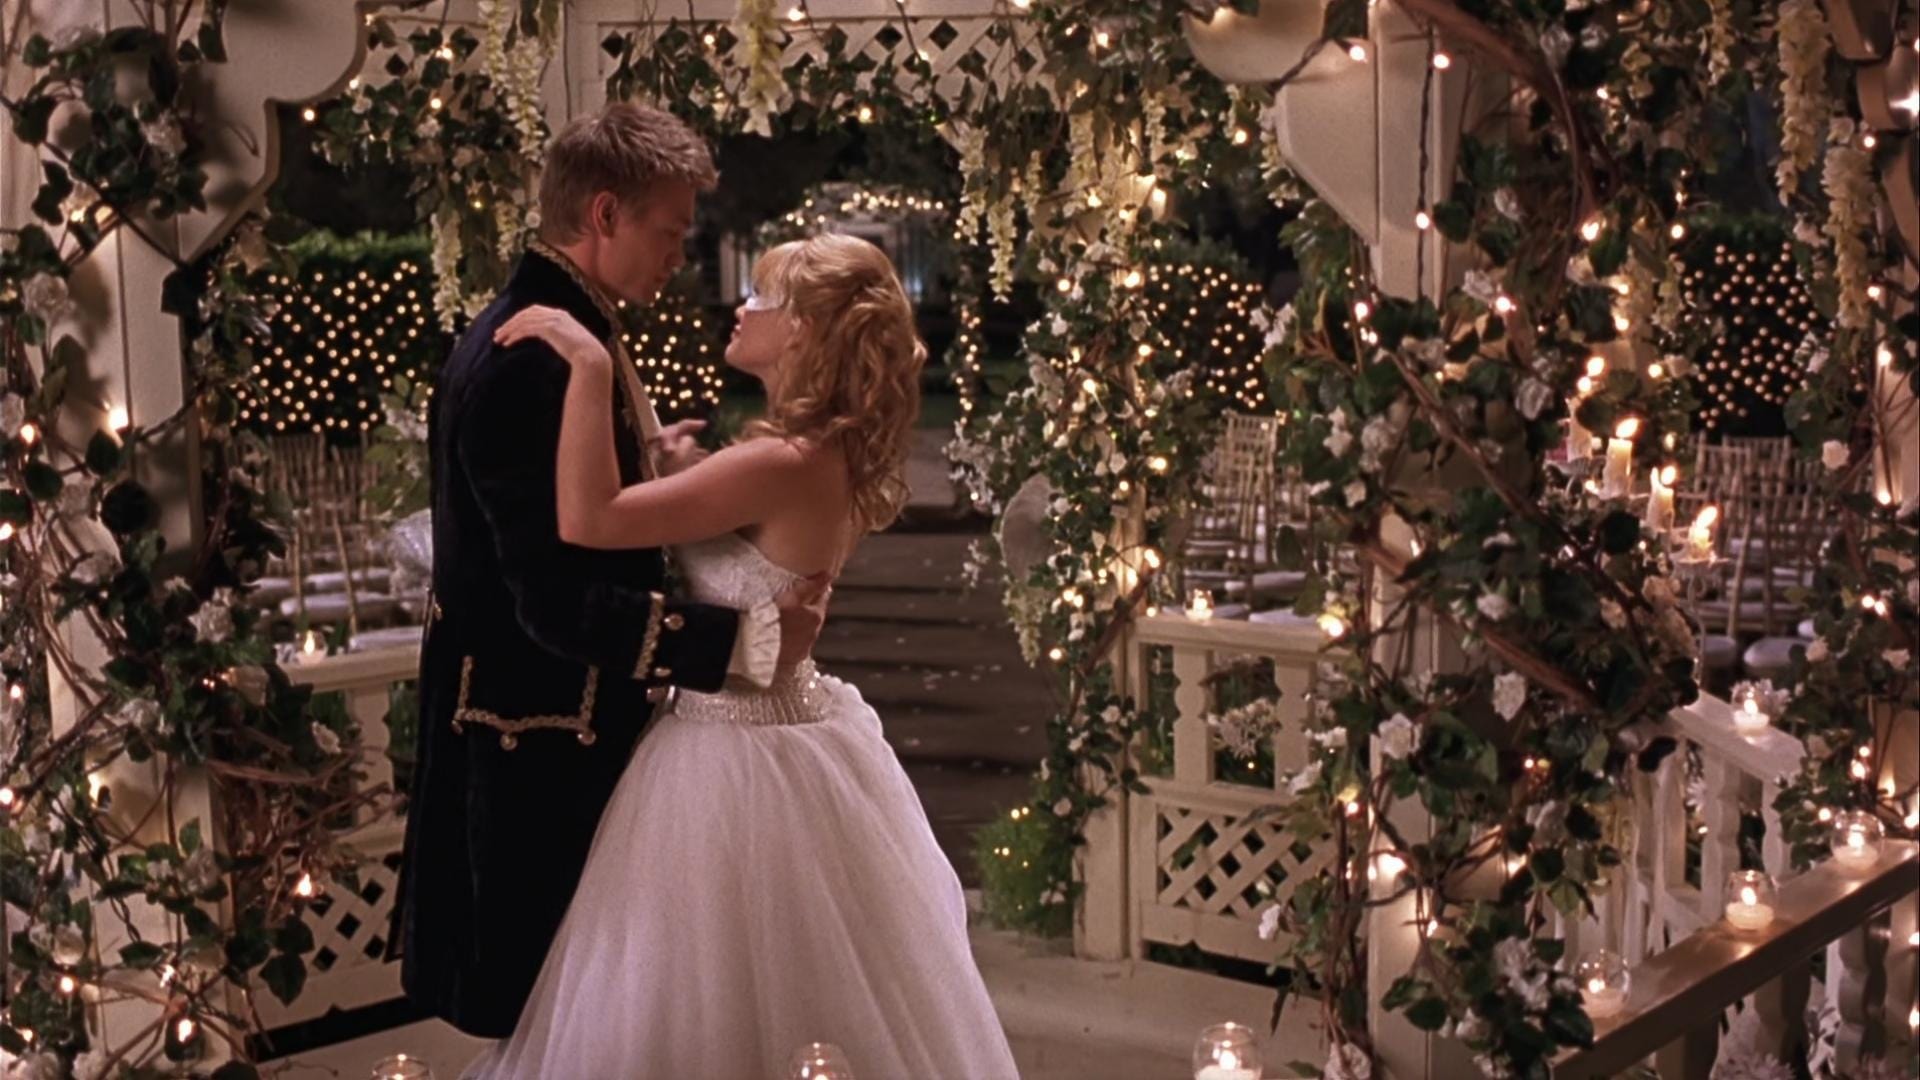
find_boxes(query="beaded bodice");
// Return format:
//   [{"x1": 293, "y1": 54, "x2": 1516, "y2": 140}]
[{"x1": 670, "y1": 534, "x2": 825, "y2": 727}]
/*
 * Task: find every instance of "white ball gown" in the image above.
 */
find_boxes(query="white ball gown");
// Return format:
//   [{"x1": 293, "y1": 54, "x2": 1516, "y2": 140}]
[{"x1": 463, "y1": 533, "x2": 1021, "y2": 1079}]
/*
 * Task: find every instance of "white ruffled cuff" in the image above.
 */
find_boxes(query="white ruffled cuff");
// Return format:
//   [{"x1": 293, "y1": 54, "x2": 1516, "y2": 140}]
[{"x1": 726, "y1": 601, "x2": 780, "y2": 688}]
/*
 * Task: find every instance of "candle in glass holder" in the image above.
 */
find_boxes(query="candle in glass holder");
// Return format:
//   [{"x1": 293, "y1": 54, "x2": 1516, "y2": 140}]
[
  {"x1": 1829, "y1": 810, "x2": 1884, "y2": 871},
  {"x1": 1187, "y1": 589, "x2": 1214, "y2": 621},
  {"x1": 295, "y1": 629, "x2": 324, "y2": 666},
  {"x1": 1723, "y1": 870, "x2": 1777, "y2": 931},
  {"x1": 1575, "y1": 949, "x2": 1630, "y2": 1019},
  {"x1": 370, "y1": 1055, "x2": 431, "y2": 1080},
  {"x1": 1602, "y1": 418, "x2": 1640, "y2": 498},
  {"x1": 1685, "y1": 505, "x2": 1719, "y2": 561},
  {"x1": 1192, "y1": 1022, "x2": 1262, "y2": 1080},
  {"x1": 785, "y1": 1043, "x2": 855, "y2": 1080},
  {"x1": 1647, "y1": 466, "x2": 1677, "y2": 531},
  {"x1": 1733, "y1": 695, "x2": 1770, "y2": 736}
]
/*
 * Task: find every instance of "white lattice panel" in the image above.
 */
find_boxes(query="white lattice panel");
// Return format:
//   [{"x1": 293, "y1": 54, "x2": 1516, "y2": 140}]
[
  {"x1": 1131, "y1": 780, "x2": 1334, "y2": 964},
  {"x1": 255, "y1": 824, "x2": 406, "y2": 1030},
  {"x1": 577, "y1": 1, "x2": 1040, "y2": 117}
]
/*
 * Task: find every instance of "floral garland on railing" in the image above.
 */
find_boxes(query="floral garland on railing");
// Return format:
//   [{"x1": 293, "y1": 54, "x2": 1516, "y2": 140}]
[{"x1": 0, "y1": 8, "x2": 375, "y2": 1077}]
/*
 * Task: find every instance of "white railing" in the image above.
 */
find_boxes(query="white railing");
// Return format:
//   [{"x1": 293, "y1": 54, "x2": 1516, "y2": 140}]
[
  {"x1": 260, "y1": 645, "x2": 419, "y2": 1030},
  {"x1": 1554, "y1": 698, "x2": 1920, "y2": 1078},
  {"x1": 1077, "y1": 616, "x2": 1920, "y2": 1077},
  {"x1": 1108, "y1": 613, "x2": 1335, "y2": 962}
]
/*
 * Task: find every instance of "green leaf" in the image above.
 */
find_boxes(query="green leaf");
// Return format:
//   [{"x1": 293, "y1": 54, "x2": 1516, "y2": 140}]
[
  {"x1": 101, "y1": 481, "x2": 158, "y2": 536},
  {"x1": 24, "y1": 462, "x2": 62, "y2": 502},
  {"x1": 1599, "y1": 511, "x2": 1640, "y2": 554},
  {"x1": 1588, "y1": 229, "x2": 1628, "y2": 278},
  {"x1": 261, "y1": 952, "x2": 307, "y2": 1004},
  {"x1": 0, "y1": 489, "x2": 31, "y2": 526},
  {"x1": 274, "y1": 916, "x2": 314, "y2": 956},
  {"x1": 1545, "y1": 1001, "x2": 1596, "y2": 1047},
  {"x1": 1406, "y1": 996, "x2": 1452, "y2": 1031},
  {"x1": 119, "y1": 940, "x2": 166, "y2": 967},
  {"x1": 179, "y1": 820, "x2": 203, "y2": 855},
  {"x1": 86, "y1": 432, "x2": 124, "y2": 476}
]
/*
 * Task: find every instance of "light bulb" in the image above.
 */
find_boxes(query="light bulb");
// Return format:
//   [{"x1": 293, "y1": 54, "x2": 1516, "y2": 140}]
[
  {"x1": 1348, "y1": 42, "x2": 1369, "y2": 62},
  {"x1": 1433, "y1": 51, "x2": 1452, "y2": 69},
  {"x1": 1415, "y1": 209, "x2": 1432, "y2": 230}
]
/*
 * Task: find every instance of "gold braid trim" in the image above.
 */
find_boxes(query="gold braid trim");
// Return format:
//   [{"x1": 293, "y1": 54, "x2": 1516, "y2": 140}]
[
  {"x1": 453, "y1": 656, "x2": 600, "y2": 749},
  {"x1": 633, "y1": 592, "x2": 667, "y2": 680}
]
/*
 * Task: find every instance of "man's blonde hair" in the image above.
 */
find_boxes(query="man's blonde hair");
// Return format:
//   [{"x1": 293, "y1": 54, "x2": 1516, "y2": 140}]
[{"x1": 538, "y1": 103, "x2": 719, "y2": 242}]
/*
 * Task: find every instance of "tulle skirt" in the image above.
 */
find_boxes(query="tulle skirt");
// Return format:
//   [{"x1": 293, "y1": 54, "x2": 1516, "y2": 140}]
[{"x1": 464, "y1": 671, "x2": 1020, "y2": 1079}]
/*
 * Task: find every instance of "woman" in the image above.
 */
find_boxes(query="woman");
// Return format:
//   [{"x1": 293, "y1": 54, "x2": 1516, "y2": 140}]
[{"x1": 464, "y1": 234, "x2": 1020, "y2": 1079}]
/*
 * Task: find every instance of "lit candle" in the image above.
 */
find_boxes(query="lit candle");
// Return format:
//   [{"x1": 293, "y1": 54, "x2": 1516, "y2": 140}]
[
  {"x1": 1187, "y1": 589, "x2": 1214, "y2": 621},
  {"x1": 1583, "y1": 977, "x2": 1626, "y2": 1018},
  {"x1": 1733, "y1": 695, "x2": 1770, "y2": 736},
  {"x1": 1646, "y1": 465, "x2": 1676, "y2": 532},
  {"x1": 1723, "y1": 871, "x2": 1776, "y2": 931},
  {"x1": 1686, "y1": 505, "x2": 1719, "y2": 561},
  {"x1": 296, "y1": 630, "x2": 324, "y2": 665},
  {"x1": 371, "y1": 1054, "x2": 431, "y2": 1080},
  {"x1": 1576, "y1": 949, "x2": 1630, "y2": 1020},
  {"x1": 1829, "y1": 810, "x2": 1883, "y2": 871},
  {"x1": 1603, "y1": 418, "x2": 1639, "y2": 498},
  {"x1": 1192, "y1": 1023, "x2": 1262, "y2": 1080}
]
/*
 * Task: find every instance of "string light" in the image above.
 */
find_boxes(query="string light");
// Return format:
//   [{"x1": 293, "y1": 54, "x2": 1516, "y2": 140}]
[
  {"x1": 1432, "y1": 51, "x2": 1452, "y2": 70},
  {"x1": 1347, "y1": 42, "x2": 1369, "y2": 62},
  {"x1": 1414, "y1": 209, "x2": 1432, "y2": 231}
]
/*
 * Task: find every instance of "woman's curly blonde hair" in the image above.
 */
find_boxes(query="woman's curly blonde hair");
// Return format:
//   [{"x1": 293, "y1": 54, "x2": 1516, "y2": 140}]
[{"x1": 746, "y1": 234, "x2": 926, "y2": 533}]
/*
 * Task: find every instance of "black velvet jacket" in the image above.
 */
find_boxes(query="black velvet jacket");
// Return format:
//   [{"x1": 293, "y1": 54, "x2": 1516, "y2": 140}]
[{"x1": 396, "y1": 249, "x2": 743, "y2": 1038}]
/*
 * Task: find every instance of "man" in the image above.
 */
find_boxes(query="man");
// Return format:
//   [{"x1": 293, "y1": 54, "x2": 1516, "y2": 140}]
[{"x1": 396, "y1": 103, "x2": 827, "y2": 1038}]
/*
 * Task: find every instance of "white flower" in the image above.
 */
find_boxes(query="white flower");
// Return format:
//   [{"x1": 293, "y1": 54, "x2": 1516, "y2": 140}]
[
  {"x1": 1473, "y1": 1054, "x2": 1513, "y2": 1080},
  {"x1": 72, "y1": 1050, "x2": 111, "y2": 1080},
  {"x1": 23, "y1": 273, "x2": 71, "y2": 323},
  {"x1": 1256, "y1": 903, "x2": 1282, "y2": 941},
  {"x1": 1710, "y1": 1053, "x2": 1796, "y2": 1080},
  {"x1": 1600, "y1": 598, "x2": 1627, "y2": 629},
  {"x1": 1476, "y1": 593, "x2": 1513, "y2": 621},
  {"x1": 1344, "y1": 480, "x2": 1369, "y2": 507},
  {"x1": 1643, "y1": 576, "x2": 1678, "y2": 608},
  {"x1": 1516, "y1": 377, "x2": 1555, "y2": 421},
  {"x1": 1774, "y1": 0, "x2": 1830, "y2": 200},
  {"x1": 1483, "y1": 532, "x2": 1516, "y2": 551},
  {"x1": 1493, "y1": 938, "x2": 1533, "y2": 985},
  {"x1": 1265, "y1": 302, "x2": 1297, "y2": 350},
  {"x1": 1462, "y1": 269, "x2": 1500, "y2": 305},
  {"x1": 1884, "y1": 649, "x2": 1911, "y2": 670},
  {"x1": 1309, "y1": 726, "x2": 1349, "y2": 751},
  {"x1": 1287, "y1": 760, "x2": 1323, "y2": 796},
  {"x1": 1494, "y1": 188, "x2": 1522, "y2": 221},
  {"x1": 179, "y1": 848, "x2": 220, "y2": 895},
  {"x1": 1539, "y1": 25, "x2": 1573, "y2": 67},
  {"x1": 7, "y1": 1052, "x2": 63, "y2": 1080},
  {"x1": 1806, "y1": 637, "x2": 1830, "y2": 663},
  {"x1": 51, "y1": 923, "x2": 87, "y2": 965},
  {"x1": 1454, "y1": 1012, "x2": 1490, "y2": 1044},
  {"x1": 310, "y1": 722, "x2": 342, "y2": 755},
  {"x1": 0, "y1": 394, "x2": 23, "y2": 440},
  {"x1": 1325, "y1": 1043, "x2": 1372, "y2": 1080},
  {"x1": 51, "y1": 25, "x2": 100, "y2": 50},
  {"x1": 1049, "y1": 315, "x2": 1068, "y2": 337},
  {"x1": 58, "y1": 478, "x2": 93, "y2": 518},
  {"x1": 1493, "y1": 672, "x2": 1528, "y2": 720},
  {"x1": 191, "y1": 597, "x2": 233, "y2": 644},
  {"x1": 1052, "y1": 797, "x2": 1073, "y2": 817},
  {"x1": 1821, "y1": 440, "x2": 1850, "y2": 471},
  {"x1": 117, "y1": 698, "x2": 162, "y2": 732},
  {"x1": 71, "y1": 550, "x2": 119, "y2": 586},
  {"x1": 1324, "y1": 426, "x2": 1354, "y2": 457},
  {"x1": 141, "y1": 116, "x2": 186, "y2": 157},
  {"x1": 1360, "y1": 416, "x2": 1398, "y2": 471},
  {"x1": 1378, "y1": 713, "x2": 1419, "y2": 760},
  {"x1": 1526, "y1": 800, "x2": 1568, "y2": 843}
]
